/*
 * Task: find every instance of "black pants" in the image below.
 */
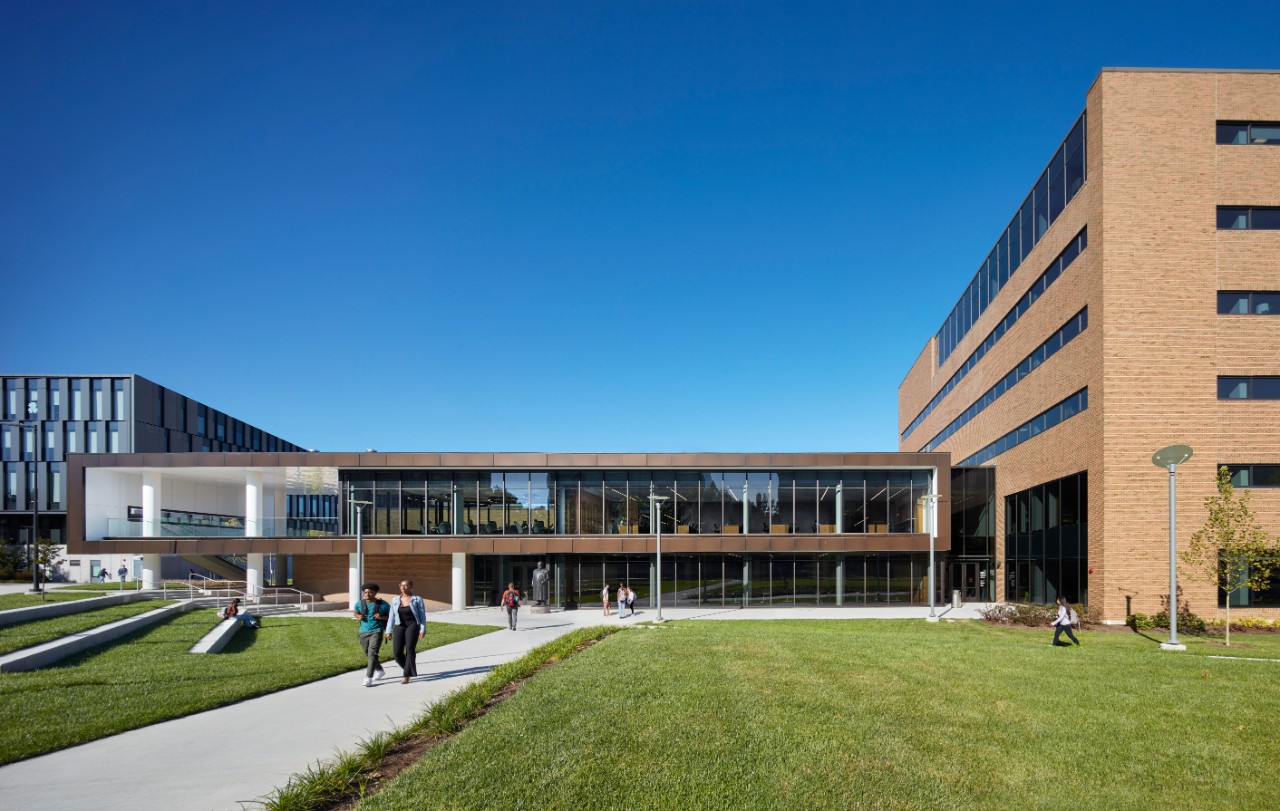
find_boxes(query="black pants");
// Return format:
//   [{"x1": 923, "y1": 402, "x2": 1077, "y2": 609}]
[
  {"x1": 1052, "y1": 623, "x2": 1079, "y2": 645},
  {"x1": 506, "y1": 606, "x2": 518, "y2": 630},
  {"x1": 392, "y1": 622, "x2": 420, "y2": 677}
]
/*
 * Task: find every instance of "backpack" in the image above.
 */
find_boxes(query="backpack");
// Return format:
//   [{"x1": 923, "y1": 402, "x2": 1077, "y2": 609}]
[
  {"x1": 1069, "y1": 608, "x2": 1080, "y2": 626},
  {"x1": 505, "y1": 590, "x2": 519, "y2": 607}
]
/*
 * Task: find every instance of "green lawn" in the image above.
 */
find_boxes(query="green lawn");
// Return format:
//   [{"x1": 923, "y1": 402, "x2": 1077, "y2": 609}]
[
  {"x1": 0, "y1": 615, "x2": 496, "y2": 765},
  {"x1": 360, "y1": 621, "x2": 1280, "y2": 811},
  {"x1": 0, "y1": 591, "x2": 98, "y2": 610},
  {"x1": 0, "y1": 601, "x2": 175, "y2": 655}
]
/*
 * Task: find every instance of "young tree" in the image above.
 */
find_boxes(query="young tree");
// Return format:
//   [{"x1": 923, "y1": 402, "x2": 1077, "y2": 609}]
[
  {"x1": 1181, "y1": 466, "x2": 1279, "y2": 646},
  {"x1": 33, "y1": 538, "x2": 63, "y2": 601}
]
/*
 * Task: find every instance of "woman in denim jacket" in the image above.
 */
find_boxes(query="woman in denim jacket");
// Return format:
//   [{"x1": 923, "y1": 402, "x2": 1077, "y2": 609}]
[{"x1": 386, "y1": 580, "x2": 427, "y2": 683}]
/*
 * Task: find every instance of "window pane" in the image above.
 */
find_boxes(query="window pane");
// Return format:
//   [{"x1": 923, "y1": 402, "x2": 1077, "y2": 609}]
[
  {"x1": 1048, "y1": 146, "x2": 1065, "y2": 222},
  {"x1": 1218, "y1": 377, "x2": 1249, "y2": 399},
  {"x1": 1218, "y1": 291, "x2": 1250, "y2": 314},
  {"x1": 1250, "y1": 124, "x2": 1280, "y2": 144},
  {"x1": 1252, "y1": 378, "x2": 1280, "y2": 399},
  {"x1": 1252, "y1": 209, "x2": 1280, "y2": 229},
  {"x1": 1217, "y1": 123, "x2": 1248, "y2": 144},
  {"x1": 1218, "y1": 208, "x2": 1249, "y2": 229}
]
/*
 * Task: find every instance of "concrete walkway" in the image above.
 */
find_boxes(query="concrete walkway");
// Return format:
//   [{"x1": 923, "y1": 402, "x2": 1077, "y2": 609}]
[{"x1": 0, "y1": 604, "x2": 988, "y2": 810}]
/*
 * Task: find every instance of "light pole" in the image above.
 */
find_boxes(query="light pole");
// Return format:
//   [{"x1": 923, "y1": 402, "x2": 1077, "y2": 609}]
[
  {"x1": 1152, "y1": 444, "x2": 1192, "y2": 652},
  {"x1": 649, "y1": 494, "x2": 669, "y2": 622},
  {"x1": 2, "y1": 403, "x2": 41, "y2": 593},
  {"x1": 348, "y1": 483, "x2": 372, "y2": 609},
  {"x1": 919, "y1": 490, "x2": 940, "y2": 621}
]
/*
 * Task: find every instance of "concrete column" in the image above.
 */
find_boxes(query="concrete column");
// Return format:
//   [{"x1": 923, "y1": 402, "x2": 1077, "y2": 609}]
[
  {"x1": 835, "y1": 556, "x2": 845, "y2": 607},
  {"x1": 246, "y1": 553, "x2": 264, "y2": 597},
  {"x1": 141, "y1": 473, "x2": 162, "y2": 538},
  {"x1": 451, "y1": 552, "x2": 466, "y2": 611},
  {"x1": 140, "y1": 553, "x2": 162, "y2": 590},
  {"x1": 245, "y1": 471, "x2": 264, "y2": 538},
  {"x1": 348, "y1": 553, "x2": 360, "y2": 609},
  {"x1": 273, "y1": 485, "x2": 286, "y2": 538}
]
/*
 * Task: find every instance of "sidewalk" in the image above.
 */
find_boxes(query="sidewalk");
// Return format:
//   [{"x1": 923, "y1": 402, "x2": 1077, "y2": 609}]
[{"x1": 0, "y1": 604, "x2": 987, "y2": 810}]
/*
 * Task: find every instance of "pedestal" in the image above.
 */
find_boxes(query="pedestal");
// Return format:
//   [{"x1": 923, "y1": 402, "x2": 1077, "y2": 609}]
[{"x1": 528, "y1": 604, "x2": 551, "y2": 615}]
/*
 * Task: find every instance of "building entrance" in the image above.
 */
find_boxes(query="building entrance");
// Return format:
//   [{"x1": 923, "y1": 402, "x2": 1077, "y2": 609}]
[{"x1": 950, "y1": 561, "x2": 983, "y2": 602}]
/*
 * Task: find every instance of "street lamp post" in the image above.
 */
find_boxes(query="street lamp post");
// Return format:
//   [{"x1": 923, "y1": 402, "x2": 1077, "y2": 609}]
[
  {"x1": 2, "y1": 403, "x2": 41, "y2": 594},
  {"x1": 1152, "y1": 444, "x2": 1193, "y2": 652},
  {"x1": 649, "y1": 494, "x2": 669, "y2": 622},
  {"x1": 347, "y1": 483, "x2": 372, "y2": 609},
  {"x1": 919, "y1": 491, "x2": 940, "y2": 622}
]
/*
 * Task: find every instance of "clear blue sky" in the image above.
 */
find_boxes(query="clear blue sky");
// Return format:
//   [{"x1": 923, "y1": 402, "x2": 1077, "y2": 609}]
[{"x1": 3, "y1": 1, "x2": 1277, "y2": 453}]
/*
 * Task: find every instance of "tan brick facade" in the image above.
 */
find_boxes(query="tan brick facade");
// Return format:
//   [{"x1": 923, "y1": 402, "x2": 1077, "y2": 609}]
[{"x1": 900, "y1": 69, "x2": 1280, "y2": 623}]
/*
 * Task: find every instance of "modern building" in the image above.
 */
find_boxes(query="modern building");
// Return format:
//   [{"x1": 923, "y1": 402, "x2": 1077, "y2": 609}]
[
  {"x1": 1, "y1": 374, "x2": 304, "y2": 581},
  {"x1": 898, "y1": 68, "x2": 1280, "y2": 622},
  {"x1": 64, "y1": 451, "x2": 996, "y2": 609}
]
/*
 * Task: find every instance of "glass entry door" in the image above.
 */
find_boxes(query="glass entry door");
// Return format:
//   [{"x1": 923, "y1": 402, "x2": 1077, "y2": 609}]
[{"x1": 951, "y1": 561, "x2": 982, "y2": 602}]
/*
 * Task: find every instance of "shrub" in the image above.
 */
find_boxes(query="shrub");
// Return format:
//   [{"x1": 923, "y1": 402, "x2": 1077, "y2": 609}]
[
  {"x1": 1206, "y1": 616, "x2": 1280, "y2": 632},
  {"x1": 1150, "y1": 606, "x2": 1207, "y2": 635},
  {"x1": 1126, "y1": 613, "x2": 1153, "y2": 631},
  {"x1": 979, "y1": 603, "x2": 1056, "y2": 627}
]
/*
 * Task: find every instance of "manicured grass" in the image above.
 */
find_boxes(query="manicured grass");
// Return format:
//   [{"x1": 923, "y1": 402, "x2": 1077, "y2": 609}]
[
  {"x1": 0, "y1": 591, "x2": 98, "y2": 610},
  {"x1": 360, "y1": 621, "x2": 1280, "y2": 811},
  {"x1": 56, "y1": 581, "x2": 146, "y2": 591},
  {"x1": 0, "y1": 601, "x2": 175, "y2": 655},
  {"x1": 0, "y1": 615, "x2": 496, "y2": 765}
]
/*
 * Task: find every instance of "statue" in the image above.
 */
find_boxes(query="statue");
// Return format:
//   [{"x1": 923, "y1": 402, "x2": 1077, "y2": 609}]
[{"x1": 532, "y1": 561, "x2": 550, "y2": 605}]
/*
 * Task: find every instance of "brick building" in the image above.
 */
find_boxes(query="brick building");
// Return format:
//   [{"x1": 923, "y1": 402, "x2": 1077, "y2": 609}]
[{"x1": 898, "y1": 69, "x2": 1280, "y2": 622}]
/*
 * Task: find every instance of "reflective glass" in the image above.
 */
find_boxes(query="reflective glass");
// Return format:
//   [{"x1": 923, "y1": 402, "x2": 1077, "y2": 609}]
[
  {"x1": 1252, "y1": 378, "x2": 1280, "y2": 399},
  {"x1": 1252, "y1": 124, "x2": 1280, "y2": 143},
  {"x1": 1218, "y1": 208, "x2": 1249, "y2": 229},
  {"x1": 1218, "y1": 377, "x2": 1249, "y2": 399},
  {"x1": 1218, "y1": 291, "x2": 1250, "y2": 314},
  {"x1": 1253, "y1": 208, "x2": 1280, "y2": 229},
  {"x1": 722, "y1": 472, "x2": 746, "y2": 534},
  {"x1": 1217, "y1": 123, "x2": 1249, "y2": 144},
  {"x1": 1254, "y1": 293, "x2": 1280, "y2": 314}
]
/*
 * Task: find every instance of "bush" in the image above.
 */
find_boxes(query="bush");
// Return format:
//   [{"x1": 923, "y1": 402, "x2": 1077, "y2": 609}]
[
  {"x1": 1206, "y1": 616, "x2": 1280, "y2": 632},
  {"x1": 1151, "y1": 607, "x2": 1206, "y2": 635},
  {"x1": 979, "y1": 603, "x2": 1056, "y2": 627},
  {"x1": 1126, "y1": 613, "x2": 1153, "y2": 631}
]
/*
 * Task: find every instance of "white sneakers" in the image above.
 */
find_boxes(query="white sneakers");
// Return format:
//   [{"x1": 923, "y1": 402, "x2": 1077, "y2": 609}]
[
  {"x1": 374, "y1": 667, "x2": 385, "y2": 681},
  {"x1": 362, "y1": 676, "x2": 372, "y2": 687}
]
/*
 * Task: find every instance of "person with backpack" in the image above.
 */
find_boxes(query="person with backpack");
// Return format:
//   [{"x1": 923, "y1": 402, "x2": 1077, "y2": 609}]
[
  {"x1": 501, "y1": 582, "x2": 521, "y2": 630},
  {"x1": 352, "y1": 583, "x2": 391, "y2": 686},
  {"x1": 626, "y1": 583, "x2": 636, "y2": 616},
  {"x1": 1050, "y1": 595, "x2": 1080, "y2": 646}
]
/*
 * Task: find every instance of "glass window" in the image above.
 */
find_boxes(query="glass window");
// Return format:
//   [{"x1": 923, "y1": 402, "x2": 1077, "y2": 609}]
[
  {"x1": 1218, "y1": 207, "x2": 1249, "y2": 229},
  {"x1": 91, "y1": 380, "x2": 104, "y2": 420},
  {"x1": 579, "y1": 473, "x2": 604, "y2": 534},
  {"x1": 722, "y1": 473, "x2": 746, "y2": 534},
  {"x1": 1035, "y1": 170, "x2": 1050, "y2": 239},
  {"x1": 1019, "y1": 194, "x2": 1034, "y2": 263},
  {"x1": 1217, "y1": 122, "x2": 1249, "y2": 144},
  {"x1": 699, "y1": 473, "x2": 723, "y2": 534},
  {"x1": 1253, "y1": 378, "x2": 1280, "y2": 399},
  {"x1": 1064, "y1": 120, "x2": 1085, "y2": 197},
  {"x1": 675, "y1": 472, "x2": 700, "y2": 533},
  {"x1": 1254, "y1": 293, "x2": 1280, "y2": 314},
  {"x1": 70, "y1": 380, "x2": 83, "y2": 420},
  {"x1": 108, "y1": 422, "x2": 120, "y2": 453},
  {"x1": 1048, "y1": 146, "x2": 1065, "y2": 223},
  {"x1": 87, "y1": 424, "x2": 100, "y2": 453},
  {"x1": 1251, "y1": 124, "x2": 1280, "y2": 144},
  {"x1": 1219, "y1": 291, "x2": 1251, "y2": 314},
  {"x1": 746, "y1": 472, "x2": 774, "y2": 534},
  {"x1": 1253, "y1": 209, "x2": 1280, "y2": 229}
]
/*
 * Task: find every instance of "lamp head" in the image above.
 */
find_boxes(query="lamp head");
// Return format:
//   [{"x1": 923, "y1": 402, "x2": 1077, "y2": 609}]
[{"x1": 1152, "y1": 445, "x2": 1193, "y2": 468}]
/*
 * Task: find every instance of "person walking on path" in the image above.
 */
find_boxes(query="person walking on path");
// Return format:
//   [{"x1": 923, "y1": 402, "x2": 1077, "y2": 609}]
[
  {"x1": 386, "y1": 580, "x2": 426, "y2": 683},
  {"x1": 117, "y1": 562, "x2": 128, "y2": 583},
  {"x1": 353, "y1": 584, "x2": 390, "y2": 686},
  {"x1": 617, "y1": 584, "x2": 630, "y2": 618},
  {"x1": 626, "y1": 583, "x2": 636, "y2": 616},
  {"x1": 501, "y1": 583, "x2": 521, "y2": 630},
  {"x1": 1050, "y1": 595, "x2": 1080, "y2": 646},
  {"x1": 602, "y1": 583, "x2": 611, "y2": 616}
]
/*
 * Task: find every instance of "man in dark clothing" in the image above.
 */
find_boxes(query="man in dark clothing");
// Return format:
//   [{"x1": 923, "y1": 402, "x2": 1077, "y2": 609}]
[{"x1": 352, "y1": 583, "x2": 390, "y2": 686}]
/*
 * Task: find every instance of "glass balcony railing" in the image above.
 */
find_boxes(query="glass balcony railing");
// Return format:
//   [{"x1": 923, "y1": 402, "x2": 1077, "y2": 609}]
[{"x1": 104, "y1": 517, "x2": 339, "y2": 538}]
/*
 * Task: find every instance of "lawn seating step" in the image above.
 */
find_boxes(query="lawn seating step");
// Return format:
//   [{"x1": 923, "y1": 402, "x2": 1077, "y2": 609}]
[
  {"x1": 0, "y1": 592, "x2": 152, "y2": 628},
  {"x1": 190, "y1": 612, "x2": 245, "y2": 654},
  {"x1": 0, "y1": 601, "x2": 195, "y2": 672}
]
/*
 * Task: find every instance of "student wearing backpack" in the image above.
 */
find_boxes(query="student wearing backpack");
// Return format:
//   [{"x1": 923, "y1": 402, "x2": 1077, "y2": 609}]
[
  {"x1": 352, "y1": 584, "x2": 391, "y2": 686},
  {"x1": 1050, "y1": 595, "x2": 1080, "y2": 646},
  {"x1": 501, "y1": 583, "x2": 521, "y2": 630}
]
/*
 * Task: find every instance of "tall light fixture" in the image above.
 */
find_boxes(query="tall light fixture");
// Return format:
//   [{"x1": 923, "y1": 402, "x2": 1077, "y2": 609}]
[
  {"x1": 1152, "y1": 444, "x2": 1192, "y2": 652},
  {"x1": 919, "y1": 488, "x2": 940, "y2": 622},
  {"x1": 649, "y1": 494, "x2": 669, "y2": 622},
  {"x1": 348, "y1": 482, "x2": 372, "y2": 609}
]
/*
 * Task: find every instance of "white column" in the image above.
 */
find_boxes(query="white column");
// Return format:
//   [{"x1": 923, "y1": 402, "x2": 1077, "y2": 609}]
[
  {"x1": 142, "y1": 473, "x2": 163, "y2": 538},
  {"x1": 246, "y1": 552, "x2": 264, "y2": 597},
  {"x1": 348, "y1": 553, "x2": 360, "y2": 609},
  {"x1": 245, "y1": 471, "x2": 264, "y2": 538},
  {"x1": 140, "y1": 553, "x2": 162, "y2": 590},
  {"x1": 273, "y1": 485, "x2": 286, "y2": 538},
  {"x1": 451, "y1": 552, "x2": 466, "y2": 611}
]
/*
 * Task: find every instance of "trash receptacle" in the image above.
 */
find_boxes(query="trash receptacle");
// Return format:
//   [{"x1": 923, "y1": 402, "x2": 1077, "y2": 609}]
[{"x1": 951, "y1": 589, "x2": 962, "y2": 609}]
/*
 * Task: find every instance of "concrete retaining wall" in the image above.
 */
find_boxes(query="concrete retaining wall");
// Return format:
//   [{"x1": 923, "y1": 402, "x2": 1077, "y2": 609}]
[
  {"x1": 0, "y1": 592, "x2": 151, "y2": 628},
  {"x1": 0, "y1": 601, "x2": 195, "y2": 672}
]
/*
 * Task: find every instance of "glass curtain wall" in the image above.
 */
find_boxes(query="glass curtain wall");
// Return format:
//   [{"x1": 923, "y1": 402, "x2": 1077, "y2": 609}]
[{"x1": 1004, "y1": 471, "x2": 1088, "y2": 605}]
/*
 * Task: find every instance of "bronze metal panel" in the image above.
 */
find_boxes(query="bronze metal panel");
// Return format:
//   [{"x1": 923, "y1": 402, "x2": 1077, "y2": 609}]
[
  {"x1": 278, "y1": 539, "x2": 308, "y2": 554},
  {"x1": 359, "y1": 453, "x2": 389, "y2": 467},
  {"x1": 304, "y1": 453, "x2": 339, "y2": 467},
  {"x1": 331, "y1": 453, "x2": 361, "y2": 467},
  {"x1": 412, "y1": 538, "x2": 443, "y2": 554},
  {"x1": 497, "y1": 453, "x2": 551, "y2": 468},
  {"x1": 222, "y1": 539, "x2": 250, "y2": 555},
  {"x1": 744, "y1": 537, "x2": 772, "y2": 552},
  {"x1": 247, "y1": 453, "x2": 280, "y2": 468},
  {"x1": 594, "y1": 453, "x2": 625, "y2": 467},
  {"x1": 193, "y1": 454, "x2": 227, "y2": 467},
  {"x1": 768, "y1": 453, "x2": 795, "y2": 468},
  {"x1": 492, "y1": 538, "x2": 521, "y2": 554},
  {"x1": 362, "y1": 539, "x2": 388, "y2": 554},
  {"x1": 643, "y1": 453, "x2": 672, "y2": 467},
  {"x1": 439, "y1": 539, "x2": 468, "y2": 554},
  {"x1": 545, "y1": 454, "x2": 575, "y2": 466},
  {"x1": 741, "y1": 453, "x2": 769, "y2": 468},
  {"x1": 385, "y1": 539, "x2": 413, "y2": 554},
  {"x1": 565, "y1": 454, "x2": 598, "y2": 467},
  {"x1": 543, "y1": 538, "x2": 573, "y2": 553},
  {"x1": 619, "y1": 454, "x2": 648, "y2": 467},
  {"x1": 791, "y1": 453, "x2": 821, "y2": 467},
  {"x1": 404, "y1": 453, "x2": 442, "y2": 467}
]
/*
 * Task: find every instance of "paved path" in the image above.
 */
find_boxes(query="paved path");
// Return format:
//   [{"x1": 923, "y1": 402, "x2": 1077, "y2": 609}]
[{"x1": 0, "y1": 604, "x2": 987, "y2": 810}]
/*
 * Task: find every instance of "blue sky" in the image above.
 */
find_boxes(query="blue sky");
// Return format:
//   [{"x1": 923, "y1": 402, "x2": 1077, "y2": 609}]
[{"x1": 3, "y1": 1, "x2": 1278, "y2": 453}]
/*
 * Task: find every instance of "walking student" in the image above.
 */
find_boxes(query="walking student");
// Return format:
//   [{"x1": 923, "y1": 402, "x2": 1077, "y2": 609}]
[
  {"x1": 1050, "y1": 595, "x2": 1080, "y2": 646},
  {"x1": 353, "y1": 583, "x2": 390, "y2": 686},
  {"x1": 617, "y1": 584, "x2": 630, "y2": 618},
  {"x1": 386, "y1": 580, "x2": 426, "y2": 684},
  {"x1": 602, "y1": 582, "x2": 611, "y2": 616},
  {"x1": 501, "y1": 582, "x2": 521, "y2": 630}
]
